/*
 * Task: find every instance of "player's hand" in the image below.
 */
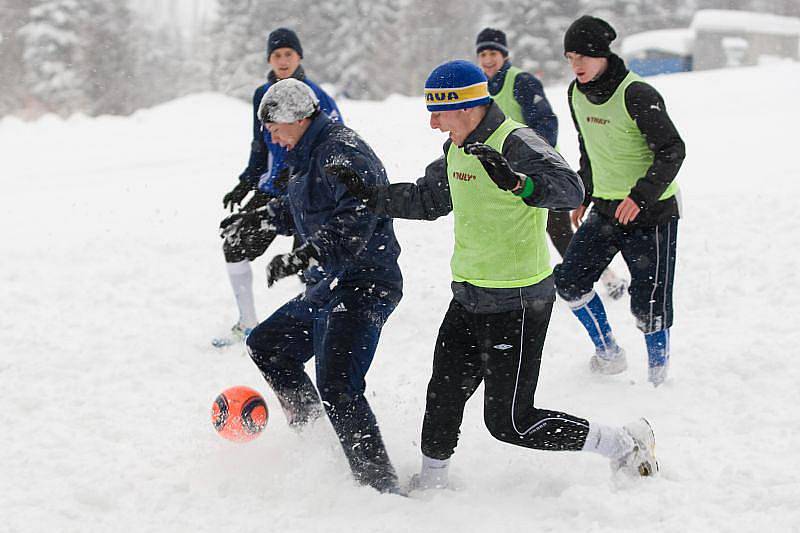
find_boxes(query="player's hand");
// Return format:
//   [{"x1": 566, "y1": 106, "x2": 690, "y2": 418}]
[
  {"x1": 464, "y1": 142, "x2": 522, "y2": 191},
  {"x1": 266, "y1": 243, "x2": 318, "y2": 287},
  {"x1": 220, "y1": 204, "x2": 277, "y2": 243},
  {"x1": 570, "y1": 204, "x2": 588, "y2": 229},
  {"x1": 326, "y1": 164, "x2": 375, "y2": 203},
  {"x1": 615, "y1": 197, "x2": 641, "y2": 225},
  {"x1": 223, "y1": 180, "x2": 252, "y2": 211}
]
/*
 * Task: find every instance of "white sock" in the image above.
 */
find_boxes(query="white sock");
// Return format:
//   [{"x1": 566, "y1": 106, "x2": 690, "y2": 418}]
[
  {"x1": 582, "y1": 423, "x2": 634, "y2": 459},
  {"x1": 418, "y1": 455, "x2": 449, "y2": 488},
  {"x1": 226, "y1": 260, "x2": 257, "y2": 328}
]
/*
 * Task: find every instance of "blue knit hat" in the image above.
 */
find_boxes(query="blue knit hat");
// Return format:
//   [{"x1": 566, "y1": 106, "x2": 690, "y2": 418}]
[{"x1": 424, "y1": 60, "x2": 490, "y2": 112}]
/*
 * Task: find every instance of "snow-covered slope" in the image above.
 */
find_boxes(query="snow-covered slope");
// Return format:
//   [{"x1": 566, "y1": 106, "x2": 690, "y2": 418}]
[{"x1": 2, "y1": 63, "x2": 799, "y2": 533}]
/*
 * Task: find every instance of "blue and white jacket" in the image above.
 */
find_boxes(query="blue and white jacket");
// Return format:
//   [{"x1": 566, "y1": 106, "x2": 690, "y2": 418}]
[
  {"x1": 268, "y1": 112, "x2": 403, "y2": 304},
  {"x1": 238, "y1": 67, "x2": 343, "y2": 195}
]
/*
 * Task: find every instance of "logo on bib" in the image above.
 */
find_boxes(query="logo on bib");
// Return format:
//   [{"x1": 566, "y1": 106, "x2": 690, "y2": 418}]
[
  {"x1": 587, "y1": 116, "x2": 610, "y2": 125},
  {"x1": 452, "y1": 171, "x2": 476, "y2": 182}
]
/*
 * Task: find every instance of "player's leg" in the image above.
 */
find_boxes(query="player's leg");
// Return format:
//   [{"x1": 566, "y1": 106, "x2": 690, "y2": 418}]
[
  {"x1": 314, "y1": 288, "x2": 402, "y2": 493},
  {"x1": 246, "y1": 296, "x2": 320, "y2": 427},
  {"x1": 619, "y1": 219, "x2": 678, "y2": 386}
]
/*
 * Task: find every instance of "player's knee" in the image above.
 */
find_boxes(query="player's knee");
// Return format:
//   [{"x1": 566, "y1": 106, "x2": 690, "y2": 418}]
[
  {"x1": 483, "y1": 411, "x2": 515, "y2": 443},
  {"x1": 223, "y1": 241, "x2": 246, "y2": 263},
  {"x1": 554, "y1": 265, "x2": 585, "y2": 302},
  {"x1": 246, "y1": 335, "x2": 288, "y2": 376}
]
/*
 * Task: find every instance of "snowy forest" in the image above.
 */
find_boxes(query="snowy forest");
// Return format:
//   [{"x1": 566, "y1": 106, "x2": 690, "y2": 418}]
[{"x1": 1, "y1": 0, "x2": 799, "y2": 117}]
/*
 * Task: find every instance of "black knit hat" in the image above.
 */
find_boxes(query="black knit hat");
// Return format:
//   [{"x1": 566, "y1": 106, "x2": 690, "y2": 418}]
[
  {"x1": 476, "y1": 27, "x2": 509, "y2": 57},
  {"x1": 267, "y1": 27, "x2": 303, "y2": 59},
  {"x1": 563, "y1": 16, "x2": 616, "y2": 57}
]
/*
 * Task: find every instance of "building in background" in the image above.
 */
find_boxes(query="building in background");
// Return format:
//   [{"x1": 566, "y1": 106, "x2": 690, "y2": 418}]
[
  {"x1": 622, "y1": 9, "x2": 800, "y2": 77},
  {"x1": 622, "y1": 28, "x2": 694, "y2": 76},
  {"x1": 692, "y1": 10, "x2": 800, "y2": 70}
]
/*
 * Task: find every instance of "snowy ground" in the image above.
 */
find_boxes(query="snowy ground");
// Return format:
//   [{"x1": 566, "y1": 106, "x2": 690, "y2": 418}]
[{"x1": 2, "y1": 63, "x2": 800, "y2": 532}]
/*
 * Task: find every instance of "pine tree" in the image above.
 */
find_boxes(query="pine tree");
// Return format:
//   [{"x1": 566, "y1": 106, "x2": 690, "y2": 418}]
[
  {"x1": 485, "y1": 0, "x2": 582, "y2": 83},
  {"x1": 398, "y1": 0, "x2": 484, "y2": 96},
  {"x1": 0, "y1": 0, "x2": 29, "y2": 115},
  {"x1": 210, "y1": 0, "x2": 275, "y2": 98},
  {"x1": 127, "y1": 19, "x2": 186, "y2": 110},
  {"x1": 82, "y1": 0, "x2": 135, "y2": 115},
  {"x1": 19, "y1": 0, "x2": 90, "y2": 115},
  {"x1": 330, "y1": 0, "x2": 405, "y2": 99}
]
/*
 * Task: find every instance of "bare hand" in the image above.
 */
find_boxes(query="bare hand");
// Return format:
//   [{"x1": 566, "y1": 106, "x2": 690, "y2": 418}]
[
  {"x1": 614, "y1": 197, "x2": 641, "y2": 225},
  {"x1": 570, "y1": 204, "x2": 587, "y2": 229}
]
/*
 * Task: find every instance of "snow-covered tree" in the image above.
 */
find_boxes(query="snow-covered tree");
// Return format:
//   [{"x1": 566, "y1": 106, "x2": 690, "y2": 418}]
[
  {"x1": 19, "y1": 0, "x2": 89, "y2": 115},
  {"x1": 396, "y1": 0, "x2": 484, "y2": 96},
  {"x1": 210, "y1": 0, "x2": 285, "y2": 99},
  {"x1": 313, "y1": 0, "x2": 404, "y2": 99},
  {"x1": 0, "y1": 0, "x2": 29, "y2": 115},
  {"x1": 485, "y1": 0, "x2": 582, "y2": 83},
  {"x1": 81, "y1": 0, "x2": 135, "y2": 115}
]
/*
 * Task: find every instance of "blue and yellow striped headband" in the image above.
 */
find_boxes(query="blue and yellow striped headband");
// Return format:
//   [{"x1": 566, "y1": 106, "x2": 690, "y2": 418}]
[
  {"x1": 424, "y1": 60, "x2": 491, "y2": 112},
  {"x1": 424, "y1": 82, "x2": 490, "y2": 112}
]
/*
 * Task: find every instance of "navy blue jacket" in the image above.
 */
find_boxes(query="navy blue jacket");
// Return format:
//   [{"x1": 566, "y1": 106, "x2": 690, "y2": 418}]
[
  {"x1": 239, "y1": 67, "x2": 342, "y2": 195},
  {"x1": 268, "y1": 113, "x2": 402, "y2": 304},
  {"x1": 488, "y1": 61, "x2": 558, "y2": 148}
]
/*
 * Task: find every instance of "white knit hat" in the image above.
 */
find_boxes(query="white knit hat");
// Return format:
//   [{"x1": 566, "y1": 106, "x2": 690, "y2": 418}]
[{"x1": 258, "y1": 78, "x2": 319, "y2": 124}]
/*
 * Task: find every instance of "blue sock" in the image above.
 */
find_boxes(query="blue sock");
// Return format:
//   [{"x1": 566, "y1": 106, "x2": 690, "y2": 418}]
[
  {"x1": 645, "y1": 329, "x2": 670, "y2": 367},
  {"x1": 570, "y1": 292, "x2": 617, "y2": 355}
]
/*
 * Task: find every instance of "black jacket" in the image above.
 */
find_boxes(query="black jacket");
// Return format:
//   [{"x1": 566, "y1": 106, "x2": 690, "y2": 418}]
[
  {"x1": 369, "y1": 102, "x2": 582, "y2": 219},
  {"x1": 568, "y1": 54, "x2": 685, "y2": 227},
  {"x1": 368, "y1": 102, "x2": 583, "y2": 313}
]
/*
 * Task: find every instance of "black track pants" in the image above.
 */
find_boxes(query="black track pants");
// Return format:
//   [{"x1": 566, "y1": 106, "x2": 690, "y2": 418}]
[
  {"x1": 421, "y1": 298, "x2": 590, "y2": 460},
  {"x1": 554, "y1": 210, "x2": 678, "y2": 333}
]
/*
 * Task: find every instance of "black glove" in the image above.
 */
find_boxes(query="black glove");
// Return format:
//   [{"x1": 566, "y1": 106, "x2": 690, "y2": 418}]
[
  {"x1": 241, "y1": 190, "x2": 272, "y2": 211},
  {"x1": 223, "y1": 180, "x2": 252, "y2": 211},
  {"x1": 464, "y1": 142, "x2": 522, "y2": 191},
  {"x1": 325, "y1": 164, "x2": 375, "y2": 203},
  {"x1": 219, "y1": 205, "x2": 275, "y2": 245},
  {"x1": 266, "y1": 243, "x2": 318, "y2": 287},
  {"x1": 272, "y1": 167, "x2": 292, "y2": 193}
]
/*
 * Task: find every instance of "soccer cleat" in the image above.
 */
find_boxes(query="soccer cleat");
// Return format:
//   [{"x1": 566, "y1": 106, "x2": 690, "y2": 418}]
[
  {"x1": 613, "y1": 418, "x2": 659, "y2": 477},
  {"x1": 407, "y1": 472, "x2": 449, "y2": 492},
  {"x1": 589, "y1": 346, "x2": 627, "y2": 375},
  {"x1": 648, "y1": 362, "x2": 669, "y2": 387},
  {"x1": 211, "y1": 323, "x2": 253, "y2": 348},
  {"x1": 645, "y1": 329, "x2": 670, "y2": 386}
]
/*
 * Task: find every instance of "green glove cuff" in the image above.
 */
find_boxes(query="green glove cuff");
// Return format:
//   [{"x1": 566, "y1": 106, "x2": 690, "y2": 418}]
[{"x1": 513, "y1": 176, "x2": 534, "y2": 198}]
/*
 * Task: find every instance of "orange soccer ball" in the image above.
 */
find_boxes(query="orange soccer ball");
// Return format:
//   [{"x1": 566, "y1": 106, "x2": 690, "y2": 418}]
[{"x1": 211, "y1": 386, "x2": 269, "y2": 442}]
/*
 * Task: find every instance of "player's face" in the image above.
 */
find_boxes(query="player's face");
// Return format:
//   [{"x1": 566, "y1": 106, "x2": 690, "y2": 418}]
[
  {"x1": 430, "y1": 109, "x2": 472, "y2": 146},
  {"x1": 269, "y1": 48, "x2": 302, "y2": 80},
  {"x1": 266, "y1": 120, "x2": 306, "y2": 150},
  {"x1": 477, "y1": 49, "x2": 505, "y2": 79},
  {"x1": 566, "y1": 52, "x2": 608, "y2": 84}
]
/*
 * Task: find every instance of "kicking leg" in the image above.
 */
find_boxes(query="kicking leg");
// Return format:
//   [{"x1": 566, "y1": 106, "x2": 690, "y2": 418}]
[
  {"x1": 246, "y1": 297, "x2": 322, "y2": 428},
  {"x1": 481, "y1": 300, "x2": 591, "y2": 451}
]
